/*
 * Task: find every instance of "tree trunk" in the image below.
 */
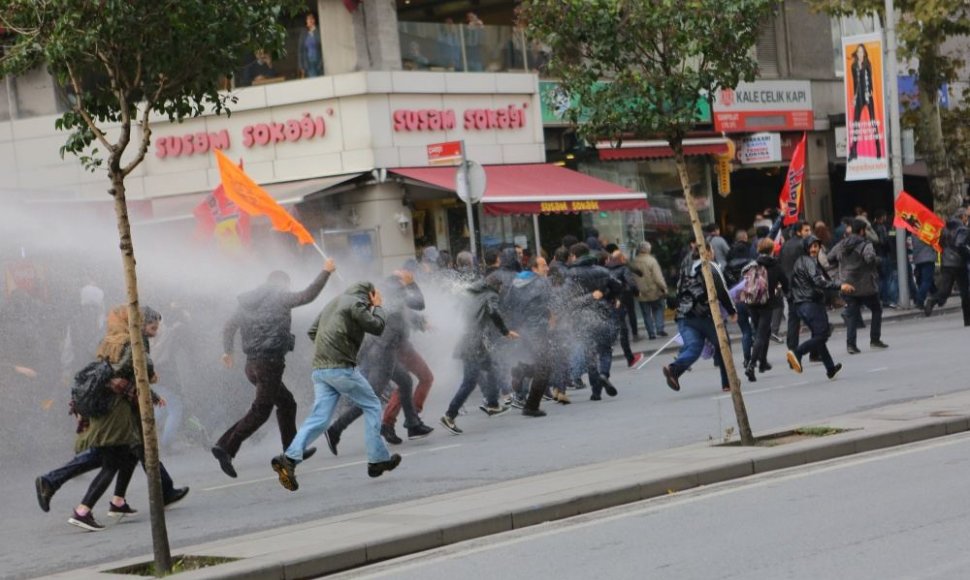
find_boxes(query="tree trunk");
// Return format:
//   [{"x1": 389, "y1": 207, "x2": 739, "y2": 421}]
[
  {"x1": 110, "y1": 172, "x2": 172, "y2": 575},
  {"x1": 671, "y1": 145, "x2": 754, "y2": 445},
  {"x1": 917, "y1": 65, "x2": 965, "y2": 219}
]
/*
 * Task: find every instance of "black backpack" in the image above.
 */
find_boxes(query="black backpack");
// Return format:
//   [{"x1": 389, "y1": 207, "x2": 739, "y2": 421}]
[{"x1": 70, "y1": 361, "x2": 115, "y2": 418}]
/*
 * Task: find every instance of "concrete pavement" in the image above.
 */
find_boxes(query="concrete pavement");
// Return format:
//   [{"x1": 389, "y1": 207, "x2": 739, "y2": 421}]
[{"x1": 50, "y1": 363, "x2": 970, "y2": 579}]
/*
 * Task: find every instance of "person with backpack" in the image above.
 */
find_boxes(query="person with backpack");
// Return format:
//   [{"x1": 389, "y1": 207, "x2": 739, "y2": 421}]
[
  {"x1": 786, "y1": 236, "x2": 854, "y2": 379},
  {"x1": 742, "y1": 238, "x2": 789, "y2": 382},
  {"x1": 662, "y1": 244, "x2": 737, "y2": 393},
  {"x1": 924, "y1": 209, "x2": 970, "y2": 326}
]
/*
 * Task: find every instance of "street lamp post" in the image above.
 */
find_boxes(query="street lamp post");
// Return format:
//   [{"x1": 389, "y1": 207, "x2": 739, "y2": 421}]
[{"x1": 884, "y1": 0, "x2": 911, "y2": 308}]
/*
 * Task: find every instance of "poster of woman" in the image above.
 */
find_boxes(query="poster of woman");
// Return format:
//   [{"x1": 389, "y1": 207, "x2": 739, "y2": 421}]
[{"x1": 842, "y1": 32, "x2": 889, "y2": 181}]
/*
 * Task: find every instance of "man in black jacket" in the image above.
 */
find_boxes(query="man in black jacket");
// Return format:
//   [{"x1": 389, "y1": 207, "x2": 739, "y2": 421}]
[
  {"x1": 440, "y1": 276, "x2": 519, "y2": 434},
  {"x1": 505, "y1": 256, "x2": 553, "y2": 417},
  {"x1": 662, "y1": 246, "x2": 736, "y2": 393},
  {"x1": 828, "y1": 219, "x2": 887, "y2": 353},
  {"x1": 212, "y1": 260, "x2": 335, "y2": 478},
  {"x1": 779, "y1": 221, "x2": 812, "y2": 351},
  {"x1": 566, "y1": 243, "x2": 623, "y2": 400},
  {"x1": 924, "y1": 209, "x2": 970, "y2": 326},
  {"x1": 786, "y1": 236, "x2": 854, "y2": 379}
]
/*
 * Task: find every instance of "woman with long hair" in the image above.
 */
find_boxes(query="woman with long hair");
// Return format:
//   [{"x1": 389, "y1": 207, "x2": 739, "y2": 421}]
[{"x1": 848, "y1": 43, "x2": 881, "y2": 160}]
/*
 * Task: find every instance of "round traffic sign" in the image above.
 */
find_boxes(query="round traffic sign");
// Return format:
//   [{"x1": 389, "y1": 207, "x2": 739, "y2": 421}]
[{"x1": 456, "y1": 160, "x2": 486, "y2": 204}]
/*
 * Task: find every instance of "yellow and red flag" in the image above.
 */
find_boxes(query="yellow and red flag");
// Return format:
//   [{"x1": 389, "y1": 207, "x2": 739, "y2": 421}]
[
  {"x1": 894, "y1": 190, "x2": 944, "y2": 252},
  {"x1": 213, "y1": 149, "x2": 314, "y2": 245},
  {"x1": 778, "y1": 132, "x2": 807, "y2": 226}
]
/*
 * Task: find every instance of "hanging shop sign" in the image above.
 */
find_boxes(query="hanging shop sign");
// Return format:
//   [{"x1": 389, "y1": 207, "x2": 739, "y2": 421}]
[
  {"x1": 736, "y1": 132, "x2": 783, "y2": 165},
  {"x1": 713, "y1": 80, "x2": 813, "y2": 133}
]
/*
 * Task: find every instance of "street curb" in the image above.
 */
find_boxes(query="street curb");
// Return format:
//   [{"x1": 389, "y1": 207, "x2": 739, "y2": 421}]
[{"x1": 60, "y1": 388, "x2": 970, "y2": 580}]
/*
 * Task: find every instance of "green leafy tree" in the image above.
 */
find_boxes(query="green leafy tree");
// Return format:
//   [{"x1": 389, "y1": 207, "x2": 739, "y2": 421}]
[
  {"x1": 0, "y1": 0, "x2": 302, "y2": 572},
  {"x1": 811, "y1": 0, "x2": 970, "y2": 217},
  {"x1": 522, "y1": 0, "x2": 779, "y2": 445}
]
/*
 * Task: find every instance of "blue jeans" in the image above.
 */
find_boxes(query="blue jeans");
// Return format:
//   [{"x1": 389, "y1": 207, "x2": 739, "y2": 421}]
[
  {"x1": 914, "y1": 262, "x2": 936, "y2": 307},
  {"x1": 638, "y1": 299, "x2": 666, "y2": 337},
  {"x1": 285, "y1": 368, "x2": 390, "y2": 464},
  {"x1": 670, "y1": 317, "x2": 729, "y2": 388},
  {"x1": 735, "y1": 303, "x2": 753, "y2": 364},
  {"x1": 447, "y1": 356, "x2": 500, "y2": 418}
]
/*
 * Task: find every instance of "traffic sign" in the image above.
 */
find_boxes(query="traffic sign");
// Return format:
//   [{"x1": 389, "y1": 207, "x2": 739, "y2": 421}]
[{"x1": 456, "y1": 160, "x2": 486, "y2": 204}]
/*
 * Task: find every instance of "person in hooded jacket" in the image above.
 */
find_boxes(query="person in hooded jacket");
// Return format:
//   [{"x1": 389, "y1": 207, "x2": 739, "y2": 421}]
[
  {"x1": 504, "y1": 256, "x2": 553, "y2": 417},
  {"x1": 324, "y1": 270, "x2": 433, "y2": 451},
  {"x1": 743, "y1": 238, "x2": 789, "y2": 382},
  {"x1": 662, "y1": 246, "x2": 737, "y2": 393},
  {"x1": 606, "y1": 249, "x2": 643, "y2": 367},
  {"x1": 827, "y1": 219, "x2": 888, "y2": 353},
  {"x1": 924, "y1": 209, "x2": 970, "y2": 325},
  {"x1": 779, "y1": 221, "x2": 812, "y2": 351},
  {"x1": 272, "y1": 281, "x2": 400, "y2": 491},
  {"x1": 565, "y1": 242, "x2": 624, "y2": 400},
  {"x1": 440, "y1": 275, "x2": 520, "y2": 434},
  {"x1": 786, "y1": 236, "x2": 854, "y2": 378},
  {"x1": 212, "y1": 259, "x2": 335, "y2": 479}
]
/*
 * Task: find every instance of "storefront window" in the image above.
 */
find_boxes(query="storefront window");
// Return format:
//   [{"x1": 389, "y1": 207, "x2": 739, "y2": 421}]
[
  {"x1": 397, "y1": 21, "x2": 531, "y2": 73},
  {"x1": 479, "y1": 212, "x2": 537, "y2": 255},
  {"x1": 234, "y1": 5, "x2": 322, "y2": 88}
]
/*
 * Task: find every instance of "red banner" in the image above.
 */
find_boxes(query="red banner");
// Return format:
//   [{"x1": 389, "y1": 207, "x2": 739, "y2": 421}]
[
  {"x1": 193, "y1": 182, "x2": 251, "y2": 252},
  {"x1": 894, "y1": 191, "x2": 944, "y2": 252},
  {"x1": 778, "y1": 132, "x2": 807, "y2": 225}
]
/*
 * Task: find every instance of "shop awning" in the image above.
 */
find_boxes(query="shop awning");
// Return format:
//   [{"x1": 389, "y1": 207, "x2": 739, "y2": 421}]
[
  {"x1": 596, "y1": 138, "x2": 730, "y2": 161},
  {"x1": 390, "y1": 164, "x2": 647, "y2": 216}
]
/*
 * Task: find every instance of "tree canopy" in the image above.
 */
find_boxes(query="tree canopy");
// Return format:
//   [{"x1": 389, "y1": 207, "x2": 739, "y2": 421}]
[{"x1": 521, "y1": 0, "x2": 779, "y2": 147}]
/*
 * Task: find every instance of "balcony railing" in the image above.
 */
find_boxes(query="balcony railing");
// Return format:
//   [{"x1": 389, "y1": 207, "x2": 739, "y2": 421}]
[{"x1": 397, "y1": 22, "x2": 550, "y2": 75}]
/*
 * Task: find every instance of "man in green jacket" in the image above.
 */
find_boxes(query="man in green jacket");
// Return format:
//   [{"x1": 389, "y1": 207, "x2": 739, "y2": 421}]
[{"x1": 271, "y1": 282, "x2": 401, "y2": 491}]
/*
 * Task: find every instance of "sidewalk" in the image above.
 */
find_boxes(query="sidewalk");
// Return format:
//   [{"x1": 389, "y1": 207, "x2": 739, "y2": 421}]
[{"x1": 54, "y1": 379, "x2": 970, "y2": 579}]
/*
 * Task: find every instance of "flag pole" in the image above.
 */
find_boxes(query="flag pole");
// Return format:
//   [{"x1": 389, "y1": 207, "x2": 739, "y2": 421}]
[
  {"x1": 311, "y1": 240, "x2": 346, "y2": 283},
  {"x1": 634, "y1": 334, "x2": 680, "y2": 371}
]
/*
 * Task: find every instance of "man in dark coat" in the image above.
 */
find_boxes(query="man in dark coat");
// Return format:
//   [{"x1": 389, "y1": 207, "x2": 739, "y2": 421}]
[
  {"x1": 924, "y1": 209, "x2": 970, "y2": 325},
  {"x1": 828, "y1": 219, "x2": 887, "y2": 353},
  {"x1": 212, "y1": 259, "x2": 334, "y2": 478},
  {"x1": 504, "y1": 256, "x2": 554, "y2": 416},
  {"x1": 779, "y1": 221, "x2": 812, "y2": 351}
]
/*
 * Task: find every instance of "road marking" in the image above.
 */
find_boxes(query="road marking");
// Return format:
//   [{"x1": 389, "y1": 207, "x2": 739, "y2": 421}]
[
  {"x1": 711, "y1": 381, "x2": 809, "y2": 399},
  {"x1": 867, "y1": 367, "x2": 889, "y2": 373},
  {"x1": 201, "y1": 444, "x2": 462, "y2": 492}
]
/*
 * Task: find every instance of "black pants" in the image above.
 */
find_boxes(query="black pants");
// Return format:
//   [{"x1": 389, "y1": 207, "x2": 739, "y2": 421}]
[
  {"x1": 44, "y1": 447, "x2": 178, "y2": 498},
  {"x1": 613, "y1": 305, "x2": 635, "y2": 364},
  {"x1": 749, "y1": 305, "x2": 773, "y2": 367},
  {"x1": 785, "y1": 297, "x2": 801, "y2": 351},
  {"x1": 794, "y1": 302, "x2": 836, "y2": 374},
  {"x1": 930, "y1": 265, "x2": 970, "y2": 326},
  {"x1": 621, "y1": 294, "x2": 639, "y2": 337},
  {"x1": 844, "y1": 294, "x2": 882, "y2": 347},
  {"x1": 80, "y1": 446, "x2": 137, "y2": 508},
  {"x1": 217, "y1": 357, "x2": 297, "y2": 457}
]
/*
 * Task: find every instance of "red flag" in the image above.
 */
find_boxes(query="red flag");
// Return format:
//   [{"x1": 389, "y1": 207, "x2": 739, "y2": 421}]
[
  {"x1": 894, "y1": 191, "x2": 944, "y2": 252},
  {"x1": 778, "y1": 133, "x2": 807, "y2": 226},
  {"x1": 193, "y1": 182, "x2": 252, "y2": 251}
]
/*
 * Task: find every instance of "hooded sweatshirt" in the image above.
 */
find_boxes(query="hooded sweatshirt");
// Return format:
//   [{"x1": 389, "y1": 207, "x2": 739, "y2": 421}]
[
  {"x1": 827, "y1": 233, "x2": 878, "y2": 296},
  {"x1": 308, "y1": 282, "x2": 385, "y2": 369}
]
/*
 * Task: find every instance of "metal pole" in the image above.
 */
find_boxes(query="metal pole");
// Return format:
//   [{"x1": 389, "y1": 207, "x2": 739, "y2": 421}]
[
  {"x1": 461, "y1": 140, "x2": 477, "y2": 258},
  {"x1": 532, "y1": 213, "x2": 541, "y2": 255},
  {"x1": 884, "y1": 0, "x2": 910, "y2": 308}
]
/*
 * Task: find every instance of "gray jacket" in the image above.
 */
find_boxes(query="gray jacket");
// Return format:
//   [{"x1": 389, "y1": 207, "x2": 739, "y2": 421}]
[
  {"x1": 911, "y1": 237, "x2": 938, "y2": 266},
  {"x1": 828, "y1": 234, "x2": 879, "y2": 297},
  {"x1": 309, "y1": 282, "x2": 385, "y2": 369}
]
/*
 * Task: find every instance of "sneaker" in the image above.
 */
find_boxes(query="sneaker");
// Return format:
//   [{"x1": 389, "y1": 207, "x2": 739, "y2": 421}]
[
  {"x1": 163, "y1": 487, "x2": 190, "y2": 508},
  {"x1": 924, "y1": 302, "x2": 935, "y2": 317},
  {"x1": 211, "y1": 446, "x2": 237, "y2": 478},
  {"x1": 522, "y1": 408, "x2": 547, "y2": 417},
  {"x1": 302, "y1": 447, "x2": 318, "y2": 461},
  {"x1": 553, "y1": 389, "x2": 571, "y2": 405},
  {"x1": 589, "y1": 393, "x2": 602, "y2": 401},
  {"x1": 107, "y1": 501, "x2": 138, "y2": 517},
  {"x1": 509, "y1": 395, "x2": 525, "y2": 409},
  {"x1": 662, "y1": 365, "x2": 680, "y2": 392},
  {"x1": 870, "y1": 340, "x2": 889, "y2": 349},
  {"x1": 68, "y1": 510, "x2": 104, "y2": 532},
  {"x1": 368, "y1": 454, "x2": 402, "y2": 478},
  {"x1": 602, "y1": 379, "x2": 618, "y2": 397},
  {"x1": 627, "y1": 353, "x2": 644, "y2": 368},
  {"x1": 759, "y1": 361, "x2": 772, "y2": 373},
  {"x1": 786, "y1": 351, "x2": 802, "y2": 374},
  {"x1": 325, "y1": 427, "x2": 340, "y2": 456},
  {"x1": 440, "y1": 415, "x2": 463, "y2": 435},
  {"x1": 570, "y1": 379, "x2": 588, "y2": 391},
  {"x1": 407, "y1": 423, "x2": 434, "y2": 440},
  {"x1": 847, "y1": 345, "x2": 861, "y2": 355},
  {"x1": 770, "y1": 333, "x2": 784, "y2": 344},
  {"x1": 542, "y1": 390, "x2": 555, "y2": 401},
  {"x1": 827, "y1": 363, "x2": 844, "y2": 380},
  {"x1": 381, "y1": 424, "x2": 403, "y2": 445},
  {"x1": 502, "y1": 394, "x2": 514, "y2": 406},
  {"x1": 479, "y1": 404, "x2": 510, "y2": 417},
  {"x1": 271, "y1": 454, "x2": 299, "y2": 492},
  {"x1": 35, "y1": 477, "x2": 54, "y2": 513}
]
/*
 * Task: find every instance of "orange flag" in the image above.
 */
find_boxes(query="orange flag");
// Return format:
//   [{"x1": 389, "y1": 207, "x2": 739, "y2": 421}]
[
  {"x1": 894, "y1": 190, "x2": 944, "y2": 252},
  {"x1": 213, "y1": 149, "x2": 314, "y2": 245}
]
